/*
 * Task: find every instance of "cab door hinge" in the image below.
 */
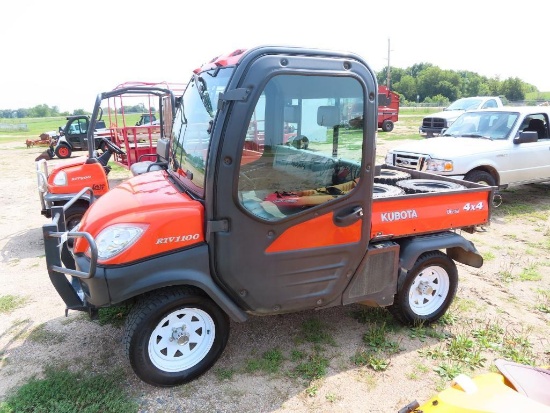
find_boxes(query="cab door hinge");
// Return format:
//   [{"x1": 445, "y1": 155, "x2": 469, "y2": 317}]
[
  {"x1": 207, "y1": 219, "x2": 229, "y2": 237},
  {"x1": 218, "y1": 88, "x2": 251, "y2": 111}
]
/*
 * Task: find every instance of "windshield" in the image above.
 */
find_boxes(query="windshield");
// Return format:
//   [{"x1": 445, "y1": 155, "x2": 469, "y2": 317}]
[
  {"x1": 442, "y1": 111, "x2": 519, "y2": 140},
  {"x1": 445, "y1": 98, "x2": 483, "y2": 111},
  {"x1": 169, "y1": 67, "x2": 234, "y2": 193}
]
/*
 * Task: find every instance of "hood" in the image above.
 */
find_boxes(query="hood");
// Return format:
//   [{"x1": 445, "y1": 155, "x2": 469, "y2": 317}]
[
  {"x1": 74, "y1": 170, "x2": 205, "y2": 263},
  {"x1": 425, "y1": 110, "x2": 465, "y2": 121},
  {"x1": 390, "y1": 136, "x2": 506, "y2": 158}
]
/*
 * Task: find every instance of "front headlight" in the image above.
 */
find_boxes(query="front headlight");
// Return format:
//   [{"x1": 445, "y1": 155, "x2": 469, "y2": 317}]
[
  {"x1": 385, "y1": 152, "x2": 394, "y2": 165},
  {"x1": 52, "y1": 171, "x2": 68, "y2": 186},
  {"x1": 426, "y1": 158, "x2": 453, "y2": 172},
  {"x1": 95, "y1": 224, "x2": 147, "y2": 260}
]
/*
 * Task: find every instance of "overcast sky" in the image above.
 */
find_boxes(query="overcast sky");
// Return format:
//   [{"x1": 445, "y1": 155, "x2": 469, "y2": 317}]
[{"x1": 2, "y1": 0, "x2": 549, "y2": 112}]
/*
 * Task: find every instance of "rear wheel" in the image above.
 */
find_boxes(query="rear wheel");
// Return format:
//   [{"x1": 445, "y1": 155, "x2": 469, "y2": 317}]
[
  {"x1": 389, "y1": 251, "x2": 458, "y2": 325},
  {"x1": 55, "y1": 144, "x2": 72, "y2": 159},
  {"x1": 381, "y1": 120, "x2": 394, "y2": 132},
  {"x1": 464, "y1": 170, "x2": 496, "y2": 187},
  {"x1": 124, "y1": 287, "x2": 230, "y2": 387}
]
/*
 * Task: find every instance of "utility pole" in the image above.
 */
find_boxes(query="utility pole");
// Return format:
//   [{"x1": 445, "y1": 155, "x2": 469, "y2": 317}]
[{"x1": 386, "y1": 38, "x2": 391, "y2": 90}]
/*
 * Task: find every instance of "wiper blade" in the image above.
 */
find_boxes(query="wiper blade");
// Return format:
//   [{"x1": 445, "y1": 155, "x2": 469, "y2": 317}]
[{"x1": 462, "y1": 133, "x2": 493, "y2": 140}]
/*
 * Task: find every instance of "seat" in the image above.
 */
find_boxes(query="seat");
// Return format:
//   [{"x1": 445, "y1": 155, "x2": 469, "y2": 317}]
[
  {"x1": 129, "y1": 138, "x2": 170, "y2": 176},
  {"x1": 524, "y1": 119, "x2": 547, "y2": 139}
]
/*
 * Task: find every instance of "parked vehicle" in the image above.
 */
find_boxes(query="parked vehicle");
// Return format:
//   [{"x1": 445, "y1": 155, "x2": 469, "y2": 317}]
[
  {"x1": 420, "y1": 96, "x2": 504, "y2": 137},
  {"x1": 386, "y1": 106, "x2": 550, "y2": 188},
  {"x1": 43, "y1": 45, "x2": 493, "y2": 387},
  {"x1": 345, "y1": 85, "x2": 399, "y2": 132},
  {"x1": 36, "y1": 85, "x2": 176, "y2": 225},
  {"x1": 53, "y1": 114, "x2": 112, "y2": 159},
  {"x1": 399, "y1": 359, "x2": 550, "y2": 413}
]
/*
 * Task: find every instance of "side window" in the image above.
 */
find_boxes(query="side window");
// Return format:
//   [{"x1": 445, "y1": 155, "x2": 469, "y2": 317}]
[
  {"x1": 482, "y1": 99, "x2": 497, "y2": 109},
  {"x1": 237, "y1": 75, "x2": 364, "y2": 221}
]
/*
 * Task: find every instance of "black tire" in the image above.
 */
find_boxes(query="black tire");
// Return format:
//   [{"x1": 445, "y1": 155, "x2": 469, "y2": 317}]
[
  {"x1": 373, "y1": 183, "x2": 405, "y2": 198},
  {"x1": 59, "y1": 204, "x2": 88, "y2": 268},
  {"x1": 381, "y1": 120, "x2": 394, "y2": 132},
  {"x1": 396, "y1": 179, "x2": 466, "y2": 194},
  {"x1": 388, "y1": 251, "x2": 458, "y2": 325},
  {"x1": 64, "y1": 204, "x2": 88, "y2": 231},
  {"x1": 124, "y1": 286, "x2": 230, "y2": 387},
  {"x1": 374, "y1": 168, "x2": 411, "y2": 185},
  {"x1": 55, "y1": 144, "x2": 72, "y2": 159},
  {"x1": 464, "y1": 170, "x2": 497, "y2": 187}
]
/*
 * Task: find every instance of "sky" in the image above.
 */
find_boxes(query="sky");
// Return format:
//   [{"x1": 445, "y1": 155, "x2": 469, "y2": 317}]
[{"x1": 2, "y1": 0, "x2": 550, "y2": 112}]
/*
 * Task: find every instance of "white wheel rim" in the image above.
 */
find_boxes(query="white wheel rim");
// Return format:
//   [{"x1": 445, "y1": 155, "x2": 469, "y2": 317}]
[
  {"x1": 408, "y1": 265, "x2": 450, "y2": 316},
  {"x1": 148, "y1": 307, "x2": 215, "y2": 372}
]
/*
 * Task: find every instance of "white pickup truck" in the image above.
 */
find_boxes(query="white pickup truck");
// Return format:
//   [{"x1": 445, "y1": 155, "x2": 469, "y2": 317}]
[
  {"x1": 419, "y1": 96, "x2": 504, "y2": 137},
  {"x1": 386, "y1": 106, "x2": 550, "y2": 189}
]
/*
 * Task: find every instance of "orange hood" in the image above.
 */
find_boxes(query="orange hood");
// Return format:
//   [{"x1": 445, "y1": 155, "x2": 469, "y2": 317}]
[{"x1": 74, "y1": 170, "x2": 205, "y2": 264}]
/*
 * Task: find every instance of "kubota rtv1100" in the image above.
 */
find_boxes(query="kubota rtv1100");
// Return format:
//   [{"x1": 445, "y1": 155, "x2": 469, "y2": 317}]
[{"x1": 43, "y1": 45, "x2": 493, "y2": 387}]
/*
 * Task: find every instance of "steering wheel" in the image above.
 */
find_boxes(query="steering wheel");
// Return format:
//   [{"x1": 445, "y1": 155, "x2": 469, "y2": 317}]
[{"x1": 101, "y1": 137, "x2": 125, "y2": 155}]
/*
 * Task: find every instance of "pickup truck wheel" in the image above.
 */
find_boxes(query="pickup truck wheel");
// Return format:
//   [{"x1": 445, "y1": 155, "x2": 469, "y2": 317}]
[
  {"x1": 373, "y1": 183, "x2": 405, "y2": 198},
  {"x1": 381, "y1": 120, "x2": 394, "y2": 132},
  {"x1": 389, "y1": 251, "x2": 457, "y2": 325},
  {"x1": 396, "y1": 179, "x2": 466, "y2": 194},
  {"x1": 374, "y1": 169, "x2": 411, "y2": 184},
  {"x1": 124, "y1": 287, "x2": 230, "y2": 387},
  {"x1": 55, "y1": 144, "x2": 72, "y2": 159},
  {"x1": 464, "y1": 170, "x2": 496, "y2": 187}
]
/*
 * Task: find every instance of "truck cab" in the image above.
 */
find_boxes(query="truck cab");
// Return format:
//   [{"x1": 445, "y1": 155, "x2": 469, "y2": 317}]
[{"x1": 43, "y1": 46, "x2": 490, "y2": 387}]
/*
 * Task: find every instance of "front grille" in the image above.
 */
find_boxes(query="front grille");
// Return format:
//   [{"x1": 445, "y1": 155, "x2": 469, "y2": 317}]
[
  {"x1": 390, "y1": 152, "x2": 428, "y2": 170},
  {"x1": 422, "y1": 117, "x2": 446, "y2": 129}
]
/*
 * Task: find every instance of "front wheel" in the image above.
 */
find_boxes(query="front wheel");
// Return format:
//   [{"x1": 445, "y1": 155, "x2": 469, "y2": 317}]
[
  {"x1": 124, "y1": 287, "x2": 230, "y2": 387},
  {"x1": 55, "y1": 144, "x2": 72, "y2": 159},
  {"x1": 388, "y1": 251, "x2": 458, "y2": 325},
  {"x1": 464, "y1": 170, "x2": 497, "y2": 187}
]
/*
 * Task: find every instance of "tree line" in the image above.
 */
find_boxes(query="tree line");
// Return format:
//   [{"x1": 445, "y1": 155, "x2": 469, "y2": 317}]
[
  {"x1": 1, "y1": 63, "x2": 545, "y2": 118},
  {"x1": 0, "y1": 103, "x2": 156, "y2": 119},
  {"x1": 376, "y1": 63, "x2": 541, "y2": 106}
]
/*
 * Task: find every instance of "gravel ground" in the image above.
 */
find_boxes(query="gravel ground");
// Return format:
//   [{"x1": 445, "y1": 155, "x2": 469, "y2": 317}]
[{"x1": 0, "y1": 138, "x2": 549, "y2": 413}]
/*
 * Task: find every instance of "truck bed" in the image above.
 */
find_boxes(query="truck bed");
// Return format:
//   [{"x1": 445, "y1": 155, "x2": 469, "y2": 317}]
[{"x1": 371, "y1": 165, "x2": 493, "y2": 239}]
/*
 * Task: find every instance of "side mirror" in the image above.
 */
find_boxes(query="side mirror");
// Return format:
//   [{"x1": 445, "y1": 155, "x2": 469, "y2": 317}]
[{"x1": 514, "y1": 131, "x2": 538, "y2": 144}]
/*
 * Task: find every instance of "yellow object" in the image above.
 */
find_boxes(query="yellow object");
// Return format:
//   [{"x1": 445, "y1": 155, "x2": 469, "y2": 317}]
[{"x1": 418, "y1": 372, "x2": 550, "y2": 412}]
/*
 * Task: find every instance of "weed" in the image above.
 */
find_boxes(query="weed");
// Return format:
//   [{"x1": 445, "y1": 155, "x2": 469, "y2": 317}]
[
  {"x1": 0, "y1": 295, "x2": 28, "y2": 314},
  {"x1": 535, "y1": 289, "x2": 550, "y2": 313},
  {"x1": 305, "y1": 384, "x2": 318, "y2": 397},
  {"x1": 325, "y1": 393, "x2": 338, "y2": 403},
  {"x1": 245, "y1": 348, "x2": 284, "y2": 374},
  {"x1": 518, "y1": 264, "x2": 541, "y2": 281},
  {"x1": 362, "y1": 323, "x2": 399, "y2": 353},
  {"x1": 434, "y1": 362, "x2": 464, "y2": 380},
  {"x1": 97, "y1": 305, "x2": 132, "y2": 327},
  {"x1": 28, "y1": 323, "x2": 66, "y2": 344},
  {"x1": 298, "y1": 318, "x2": 336, "y2": 346},
  {"x1": 215, "y1": 368, "x2": 236, "y2": 381},
  {"x1": 293, "y1": 353, "x2": 329, "y2": 381},
  {"x1": 349, "y1": 307, "x2": 393, "y2": 324},
  {"x1": 0, "y1": 366, "x2": 138, "y2": 413},
  {"x1": 482, "y1": 251, "x2": 495, "y2": 261}
]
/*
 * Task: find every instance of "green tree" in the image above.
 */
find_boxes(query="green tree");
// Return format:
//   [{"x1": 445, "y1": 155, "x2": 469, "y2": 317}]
[{"x1": 501, "y1": 77, "x2": 525, "y2": 102}]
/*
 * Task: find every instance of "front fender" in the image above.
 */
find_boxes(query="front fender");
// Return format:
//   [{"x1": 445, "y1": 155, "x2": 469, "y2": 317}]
[
  {"x1": 397, "y1": 231, "x2": 483, "y2": 270},
  {"x1": 76, "y1": 244, "x2": 248, "y2": 322}
]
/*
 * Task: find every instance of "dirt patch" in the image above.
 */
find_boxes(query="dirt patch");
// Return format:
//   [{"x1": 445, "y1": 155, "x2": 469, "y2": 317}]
[{"x1": 0, "y1": 141, "x2": 549, "y2": 412}]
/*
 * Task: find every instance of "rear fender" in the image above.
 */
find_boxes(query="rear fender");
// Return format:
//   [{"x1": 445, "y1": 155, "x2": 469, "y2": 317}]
[{"x1": 397, "y1": 231, "x2": 483, "y2": 270}]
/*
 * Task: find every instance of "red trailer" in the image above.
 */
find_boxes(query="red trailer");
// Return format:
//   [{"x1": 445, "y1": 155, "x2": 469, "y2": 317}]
[
  {"x1": 105, "y1": 81, "x2": 186, "y2": 169},
  {"x1": 377, "y1": 85, "x2": 399, "y2": 132}
]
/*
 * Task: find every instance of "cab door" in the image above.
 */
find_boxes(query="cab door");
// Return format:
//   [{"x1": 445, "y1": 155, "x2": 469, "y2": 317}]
[
  {"x1": 209, "y1": 52, "x2": 377, "y2": 315},
  {"x1": 64, "y1": 117, "x2": 89, "y2": 149}
]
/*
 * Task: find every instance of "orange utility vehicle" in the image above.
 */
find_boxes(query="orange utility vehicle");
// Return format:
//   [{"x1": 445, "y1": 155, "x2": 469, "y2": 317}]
[
  {"x1": 377, "y1": 85, "x2": 399, "y2": 132},
  {"x1": 36, "y1": 85, "x2": 176, "y2": 227},
  {"x1": 43, "y1": 46, "x2": 494, "y2": 387}
]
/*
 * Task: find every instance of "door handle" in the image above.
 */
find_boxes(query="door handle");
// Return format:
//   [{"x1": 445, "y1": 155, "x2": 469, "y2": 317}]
[{"x1": 334, "y1": 206, "x2": 364, "y2": 226}]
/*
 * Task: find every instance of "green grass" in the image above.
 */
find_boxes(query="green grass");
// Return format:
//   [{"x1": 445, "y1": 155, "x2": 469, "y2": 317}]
[
  {"x1": 0, "y1": 367, "x2": 138, "y2": 413},
  {"x1": 0, "y1": 295, "x2": 28, "y2": 314},
  {"x1": 0, "y1": 113, "x2": 145, "y2": 142}
]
